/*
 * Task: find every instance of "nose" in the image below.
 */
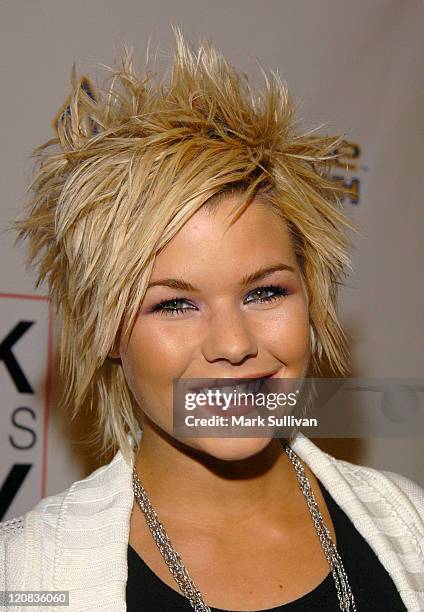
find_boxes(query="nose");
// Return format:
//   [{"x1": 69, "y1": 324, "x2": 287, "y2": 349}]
[{"x1": 201, "y1": 305, "x2": 258, "y2": 366}]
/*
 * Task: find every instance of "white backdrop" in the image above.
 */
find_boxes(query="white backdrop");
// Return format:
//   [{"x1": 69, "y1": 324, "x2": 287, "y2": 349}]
[{"x1": 1, "y1": 0, "x2": 423, "y2": 521}]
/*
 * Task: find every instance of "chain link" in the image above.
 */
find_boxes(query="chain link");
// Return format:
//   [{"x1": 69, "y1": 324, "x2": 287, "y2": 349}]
[
  {"x1": 132, "y1": 470, "x2": 212, "y2": 611},
  {"x1": 284, "y1": 445, "x2": 357, "y2": 611},
  {"x1": 132, "y1": 443, "x2": 357, "y2": 612}
]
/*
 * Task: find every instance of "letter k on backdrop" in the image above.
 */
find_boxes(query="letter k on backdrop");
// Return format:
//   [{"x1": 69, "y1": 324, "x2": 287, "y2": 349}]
[{"x1": 0, "y1": 293, "x2": 52, "y2": 521}]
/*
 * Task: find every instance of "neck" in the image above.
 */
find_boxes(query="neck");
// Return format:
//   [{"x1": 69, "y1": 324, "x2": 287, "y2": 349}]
[{"x1": 132, "y1": 422, "x2": 300, "y2": 530}]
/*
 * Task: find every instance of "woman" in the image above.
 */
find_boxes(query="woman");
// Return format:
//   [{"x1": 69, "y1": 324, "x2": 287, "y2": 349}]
[{"x1": 1, "y1": 30, "x2": 423, "y2": 612}]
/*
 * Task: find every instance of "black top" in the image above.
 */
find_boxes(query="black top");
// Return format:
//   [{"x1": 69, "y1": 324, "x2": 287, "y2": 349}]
[{"x1": 126, "y1": 478, "x2": 407, "y2": 611}]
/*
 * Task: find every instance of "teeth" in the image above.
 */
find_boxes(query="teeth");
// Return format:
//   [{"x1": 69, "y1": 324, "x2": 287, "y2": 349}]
[{"x1": 193, "y1": 379, "x2": 263, "y2": 396}]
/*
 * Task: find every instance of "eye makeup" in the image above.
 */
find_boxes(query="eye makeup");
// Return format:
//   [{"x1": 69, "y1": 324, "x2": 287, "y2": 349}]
[{"x1": 149, "y1": 284, "x2": 291, "y2": 317}]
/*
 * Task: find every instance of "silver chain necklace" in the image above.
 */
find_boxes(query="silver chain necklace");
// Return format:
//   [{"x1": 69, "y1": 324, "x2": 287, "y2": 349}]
[{"x1": 131, "y1": 443, "x2": 357, "y2": 612}]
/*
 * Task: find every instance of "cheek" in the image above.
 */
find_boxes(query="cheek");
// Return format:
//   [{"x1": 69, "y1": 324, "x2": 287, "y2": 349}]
[
  {"x1": 260, "y1": 295, "x2": 310, "y2": 362},
  {"x1": 120, "y1": 318, "x2": 191, "y2": 400}
]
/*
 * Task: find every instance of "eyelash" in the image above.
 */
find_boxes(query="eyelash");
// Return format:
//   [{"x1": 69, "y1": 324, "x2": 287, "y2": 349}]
[{"x1": 150, "y1": 285, "x2": 290, "y2": 317}]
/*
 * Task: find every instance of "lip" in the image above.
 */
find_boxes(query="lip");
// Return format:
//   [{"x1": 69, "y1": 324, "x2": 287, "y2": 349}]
[{"x1": 187, "y1": 370, "x2": 280, "y2": 392}]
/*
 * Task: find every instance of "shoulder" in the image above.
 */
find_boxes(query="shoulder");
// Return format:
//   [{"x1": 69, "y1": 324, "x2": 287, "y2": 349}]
[
  {"x1": 333, "y1": 454, "x2": 424, "y2": 510},
  {"x1": 0, "y1": 484, "x2": 69, "y2": 542},
  {"x1": 0, "y1": 487, "x2": 69, "y2": 590},
  {"x1": 0, "y1": 449, "x2": 132, "y2": 588},
  {"x1": 292, "y1": 434, "x2": 424, "y2": 539},
  {"x1": 335, "y1": 457, "x2": 424, "y2": 534}
]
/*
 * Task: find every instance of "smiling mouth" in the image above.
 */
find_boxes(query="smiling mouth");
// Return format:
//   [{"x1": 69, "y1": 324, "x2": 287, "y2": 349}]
[{"x1": 188, "y1": 374, "x2": 275, "y2": 395}]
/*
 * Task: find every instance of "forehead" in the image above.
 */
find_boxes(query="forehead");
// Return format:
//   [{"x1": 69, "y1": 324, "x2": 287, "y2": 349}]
[{"x1": 150, "y1": 196, "x2": 298, "y2": 282}]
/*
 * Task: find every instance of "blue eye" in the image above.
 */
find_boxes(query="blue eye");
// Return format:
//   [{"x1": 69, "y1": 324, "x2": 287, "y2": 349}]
[
  {"x1": 245, "y1": 285, "x2": 289, "y2": 304},
  {"x1": 151, "y1": 285, "x2": 289, "y2": 317}
]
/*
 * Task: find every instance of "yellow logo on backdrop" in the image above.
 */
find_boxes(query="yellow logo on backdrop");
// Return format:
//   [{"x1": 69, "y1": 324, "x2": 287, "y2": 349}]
[{"x1": 329, "y1": 140, "x2": 362, "y2": 206}]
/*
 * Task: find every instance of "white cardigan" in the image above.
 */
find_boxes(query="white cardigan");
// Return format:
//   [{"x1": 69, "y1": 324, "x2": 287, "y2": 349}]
[{"x1": 1, "y1": 433, "x2": 424, "y2": 611}]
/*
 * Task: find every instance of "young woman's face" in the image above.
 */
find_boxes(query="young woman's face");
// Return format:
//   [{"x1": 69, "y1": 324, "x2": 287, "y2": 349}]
[{"x1": 118, "y1": 195, "x2": 311, "y2": 460}]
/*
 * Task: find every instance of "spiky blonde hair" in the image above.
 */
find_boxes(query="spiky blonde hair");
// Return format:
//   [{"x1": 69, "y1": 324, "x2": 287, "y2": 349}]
[{"x1": 12, "y1": 28, "x2": 354, "y2": 463}]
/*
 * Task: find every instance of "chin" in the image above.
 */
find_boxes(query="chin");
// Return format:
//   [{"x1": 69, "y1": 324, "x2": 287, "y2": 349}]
[{"x1": 187, "y1": 436, "x2": 273, "y2": 462}]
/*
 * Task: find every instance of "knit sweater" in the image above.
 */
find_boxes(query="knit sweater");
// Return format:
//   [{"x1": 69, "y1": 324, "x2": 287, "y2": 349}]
[{"x1": 1, "y1": 433, "x2": 424, "y2": 611}]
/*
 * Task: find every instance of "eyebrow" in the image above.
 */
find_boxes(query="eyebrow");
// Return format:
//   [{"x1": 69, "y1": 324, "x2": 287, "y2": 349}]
[{"x1": 146, "y1": 263, "x2": 296, "y2": 292}]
